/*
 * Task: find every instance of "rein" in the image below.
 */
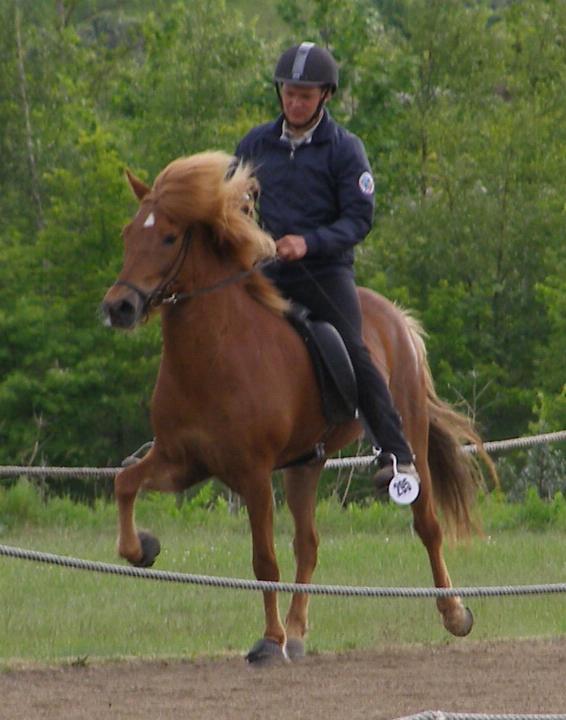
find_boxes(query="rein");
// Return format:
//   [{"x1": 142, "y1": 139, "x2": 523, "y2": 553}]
[
  {"x1": 112, "y1": 228, "x2": 277, "y2": 317},
  {"x1": 161, "y1": 259, "x2": 274, "y2": 306}
]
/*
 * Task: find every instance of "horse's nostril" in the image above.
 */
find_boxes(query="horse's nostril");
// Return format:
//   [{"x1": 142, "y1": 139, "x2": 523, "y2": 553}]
[
  {"x1": 118, "y1": 299, "x2": 135, "y2": 318},
  {"x1": 113, "y1": 299, "x2": 137, "y2": 328}
]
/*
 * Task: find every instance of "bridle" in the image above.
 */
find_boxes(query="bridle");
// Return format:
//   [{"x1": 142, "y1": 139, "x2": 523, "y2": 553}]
[
  {"x1": 112, "y1": 227, "x2": 192, "y2": 320},
  {"x1": 112, "y1": 227, "x2": 276, "y2": 320}
]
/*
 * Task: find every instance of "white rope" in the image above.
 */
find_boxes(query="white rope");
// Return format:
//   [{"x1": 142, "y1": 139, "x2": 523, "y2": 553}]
[
  {"x1": 0, "y1": 430, "x2": 564, "y2": 479},
  {"x1": 325, "y1": 430, "x2": 566, "y2": 469},
  {"x1": 469, "y1": 430, "x2": 566, "y2": 453},
  {"x1": 1, "y1": 544, "x2": 566, "y2": 598},
  {"x1": 394, "y1": 713, "x2": 566, "y2": 720},
  {"x1": 0, "y1": 465, "x2": 117, "y2": 479}
]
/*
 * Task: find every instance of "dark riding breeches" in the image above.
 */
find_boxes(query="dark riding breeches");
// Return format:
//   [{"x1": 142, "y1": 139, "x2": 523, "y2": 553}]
[{"x1": 274, "y1": 267, "x2": 413, "y2": 464}]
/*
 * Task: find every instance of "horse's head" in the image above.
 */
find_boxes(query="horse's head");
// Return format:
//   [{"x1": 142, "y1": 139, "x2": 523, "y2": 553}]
[
  {"x1": 101, "y1": 170, "x2": 191, "y2": 329},
  {"x1": 101, "y1": 152, "x2": 277, "y2": 330}
]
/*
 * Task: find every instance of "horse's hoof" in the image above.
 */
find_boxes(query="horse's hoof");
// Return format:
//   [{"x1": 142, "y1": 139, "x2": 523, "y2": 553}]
[
  {"x1": 246, "y1": 638, "x2": 288, "y2": 666},
  {"x1": 133, "y1": 531, "x2": 161, "y2": 568},
  {"x1": 285, "y1": 638, "x2": 305, "y2": 661},
  {"x1": 443, "y1": 605, "x2": 474, "y2": 637}
]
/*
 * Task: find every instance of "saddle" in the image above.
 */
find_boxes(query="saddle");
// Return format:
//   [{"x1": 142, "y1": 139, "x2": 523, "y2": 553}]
[{"x1": 286, "y1": 304, "x2": 358, "y2": 426}]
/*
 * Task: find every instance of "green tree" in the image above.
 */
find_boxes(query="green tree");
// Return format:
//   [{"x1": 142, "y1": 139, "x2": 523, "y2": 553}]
[
  {"x1": 361, "y1": 0, "x2": 566, "y2": 439},
  {"x1": 1, "y1": 0, "x2": 564, "y2": 493},
  {"x1": 0, "y1": 0, "x2": 273, "y2": 479},
  {"x1": 114, "y1": 0, "x2": 271, "y2": 176}
]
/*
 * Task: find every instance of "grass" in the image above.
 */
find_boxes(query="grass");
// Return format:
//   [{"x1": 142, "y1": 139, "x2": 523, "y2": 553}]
[{"x1": 1, "y1": 486, "x2": 566, "y2": 665}]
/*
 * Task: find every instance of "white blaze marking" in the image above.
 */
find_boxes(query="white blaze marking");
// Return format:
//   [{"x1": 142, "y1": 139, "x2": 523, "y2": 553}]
[{"x1": 143, "y1": 211, "x2": 155, "y2": 228}]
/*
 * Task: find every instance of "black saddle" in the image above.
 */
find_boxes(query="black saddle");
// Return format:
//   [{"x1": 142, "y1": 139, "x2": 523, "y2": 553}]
[{"x1": 287, "y1": 304, "x2": 358, "y2": 426}]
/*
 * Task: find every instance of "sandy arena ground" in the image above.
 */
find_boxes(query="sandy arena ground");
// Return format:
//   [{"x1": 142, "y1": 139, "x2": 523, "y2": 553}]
[{"x1": 1, "y1": 637, "x2": 565, "y2": 719}]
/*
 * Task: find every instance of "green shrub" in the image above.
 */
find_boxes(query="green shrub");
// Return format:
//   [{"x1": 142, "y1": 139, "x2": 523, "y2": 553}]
[
  {"x1": 2, "y1": 477, "x2": 566, "y2": 535},
  {"x1": 0, "y1": 479, "x2": 43, "y2": 529}
]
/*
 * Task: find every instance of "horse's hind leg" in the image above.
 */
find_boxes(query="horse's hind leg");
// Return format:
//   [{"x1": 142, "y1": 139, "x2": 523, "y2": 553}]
[
  {"x1": 282, "y1": 463, "x2": 322, "y2": 659},
  {"x1": 411, "y1": 460, "x2": 473, "y2": 637}
]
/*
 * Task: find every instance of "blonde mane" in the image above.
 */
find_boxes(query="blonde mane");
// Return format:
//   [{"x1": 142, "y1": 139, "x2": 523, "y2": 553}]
[{"x1": 150, "y1": 152, "x2": 288, "y2": 315}]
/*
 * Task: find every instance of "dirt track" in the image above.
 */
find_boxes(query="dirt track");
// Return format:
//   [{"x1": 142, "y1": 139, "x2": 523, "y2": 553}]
[{"x1": 1, "y1": 637, "x2": 565, "y2": 719}]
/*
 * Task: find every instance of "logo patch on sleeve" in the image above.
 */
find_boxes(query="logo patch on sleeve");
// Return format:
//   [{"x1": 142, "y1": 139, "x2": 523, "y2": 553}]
[{"x1": 358, "y1": 171, "x2": 374, "y2": 195}]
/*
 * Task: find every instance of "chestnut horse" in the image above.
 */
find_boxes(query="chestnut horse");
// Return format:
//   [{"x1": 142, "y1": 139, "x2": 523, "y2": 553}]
[{"x1": 101, "y1": 151, "x2": 493, "y2": 663}]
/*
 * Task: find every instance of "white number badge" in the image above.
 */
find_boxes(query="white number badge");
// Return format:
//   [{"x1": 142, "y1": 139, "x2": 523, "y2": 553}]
[{"x1": 388, "y1": 466, "x2": 420, "y2": 506}]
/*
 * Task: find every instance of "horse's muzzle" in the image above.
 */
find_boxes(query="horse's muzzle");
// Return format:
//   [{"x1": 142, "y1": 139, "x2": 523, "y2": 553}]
[{"x1": 100, "y1": 289, "x2": 144, "y2": 330}]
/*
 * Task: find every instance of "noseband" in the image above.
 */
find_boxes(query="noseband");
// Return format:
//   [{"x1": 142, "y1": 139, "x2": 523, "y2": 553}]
[{"x1": 112, "y1": 228, "x2": 277, "y2": 319}]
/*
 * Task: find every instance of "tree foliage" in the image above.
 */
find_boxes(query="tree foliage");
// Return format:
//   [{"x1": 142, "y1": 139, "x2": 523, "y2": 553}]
[{"x1": 0, "y1": 0, "x2": 564, "y2": 492}]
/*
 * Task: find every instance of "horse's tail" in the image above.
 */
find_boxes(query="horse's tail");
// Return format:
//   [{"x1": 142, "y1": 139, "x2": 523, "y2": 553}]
[{"x1": 405, "y1": 314, "x2": 498, "y2": 538}]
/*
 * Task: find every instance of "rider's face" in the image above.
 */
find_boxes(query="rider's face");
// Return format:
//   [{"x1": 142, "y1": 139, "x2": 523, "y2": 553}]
[{"x1": 280, "y1": 83, "x2": 326, "y2": 129}]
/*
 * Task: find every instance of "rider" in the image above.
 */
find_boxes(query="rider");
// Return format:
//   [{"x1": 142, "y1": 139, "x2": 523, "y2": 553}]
[{"x1": 235, "y1": 42, "x2": 420, "y2": 500}]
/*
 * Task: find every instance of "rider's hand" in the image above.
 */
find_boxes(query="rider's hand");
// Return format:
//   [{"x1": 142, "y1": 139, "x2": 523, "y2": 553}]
[{"x1": 276, "y1": 234, "x2": 307, "y2": 261}]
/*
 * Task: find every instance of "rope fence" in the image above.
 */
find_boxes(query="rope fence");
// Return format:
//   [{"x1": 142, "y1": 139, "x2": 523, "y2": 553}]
[
  {"x1": 0, "y1": 428, "x2": 565, "y2": 597},
  {"x1": 1, "y1": 430, "x2": 565, "y2": 720},
  {"x1": 326, "y1": 429, "x2": 566, "y2": 469},
  {"x1": 394, "y1": 713, "x2": 566, "y2": 720},
  {"x1": 1, "y1": 543, "x2": 566, "y2": 598},
  {"x1": 0, "y1": 430, "x2": 565, "y2": 479}
]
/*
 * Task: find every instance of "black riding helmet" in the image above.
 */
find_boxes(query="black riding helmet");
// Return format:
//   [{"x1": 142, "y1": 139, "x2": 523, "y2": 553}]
[
  {"x1": 274, "y1": 42, "x2": 339, "y2": 93},
  {"x1": 274, "y1": 42, "x2": 339, "y2": 129}
]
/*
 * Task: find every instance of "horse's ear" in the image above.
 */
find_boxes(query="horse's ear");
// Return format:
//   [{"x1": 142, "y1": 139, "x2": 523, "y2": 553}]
[{"x1": 125, "y1": 169, "x2": 150, "y2": 202}]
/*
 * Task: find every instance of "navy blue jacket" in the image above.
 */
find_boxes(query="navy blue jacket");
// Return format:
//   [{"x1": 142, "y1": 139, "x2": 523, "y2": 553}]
[{"x1": 235, "y1": 110, "x2": 375, "y2": 282}]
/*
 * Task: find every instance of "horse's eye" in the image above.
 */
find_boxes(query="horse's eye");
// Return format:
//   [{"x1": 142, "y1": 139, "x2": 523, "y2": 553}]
[{"x1": 163, "y1": 234, "x2": 177, "y2": 246}]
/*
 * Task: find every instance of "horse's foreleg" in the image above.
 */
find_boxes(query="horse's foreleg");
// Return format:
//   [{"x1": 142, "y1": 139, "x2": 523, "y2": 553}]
[
  {"x1": 244, "y1": 474, "x2": 287, "y2": 664},
  {"x1": 114, "y1": 448, "x2": 182, "y2": 567},
  {"x1": 411, "y1": 464, "x2": 473, "y2": 637},
  {"x1": 282, "y1": 464, "x2": 321, "y2": 660},
  {"x1": 114, "y1": 462, "x2": 148, "y2": 564}
]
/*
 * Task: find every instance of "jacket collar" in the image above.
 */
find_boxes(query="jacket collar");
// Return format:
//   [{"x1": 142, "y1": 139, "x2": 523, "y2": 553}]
[{"x1": 270, "y1": 109, "x2": 334, "y2": 144}]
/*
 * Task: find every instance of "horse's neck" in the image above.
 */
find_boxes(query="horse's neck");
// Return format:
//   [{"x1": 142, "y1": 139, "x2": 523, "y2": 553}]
[
  {"x1": 160, "y1": 232, "x2": 249, "y2": 355},
  {"x1": 183, "y1": 228, "x2": 239, "y2": 292}
]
